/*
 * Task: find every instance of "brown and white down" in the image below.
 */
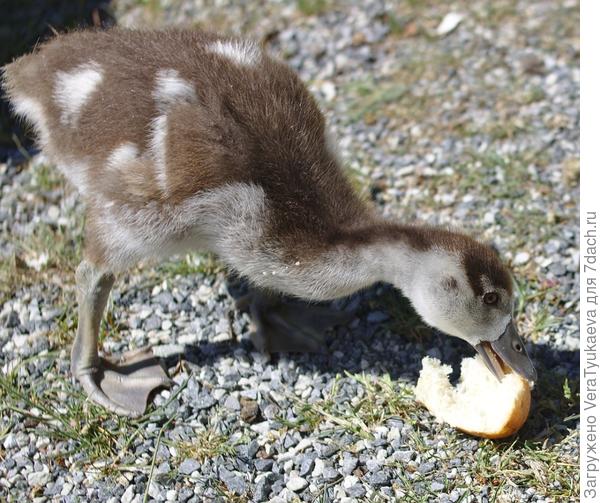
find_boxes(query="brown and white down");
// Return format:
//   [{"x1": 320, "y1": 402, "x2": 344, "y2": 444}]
[{"x1": 2, "y1": 29, "x2": 537, "y2": 417}]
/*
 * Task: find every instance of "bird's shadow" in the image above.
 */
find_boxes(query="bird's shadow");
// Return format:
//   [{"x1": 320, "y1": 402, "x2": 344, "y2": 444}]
[{"x1": 159, "y1": 282, "x2": 579, "y2": 446}]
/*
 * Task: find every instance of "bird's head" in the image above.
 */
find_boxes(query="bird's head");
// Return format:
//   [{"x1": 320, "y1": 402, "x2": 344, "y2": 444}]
[{"x1": 400, "y1": 233, "x2": 537, "y2": 383}]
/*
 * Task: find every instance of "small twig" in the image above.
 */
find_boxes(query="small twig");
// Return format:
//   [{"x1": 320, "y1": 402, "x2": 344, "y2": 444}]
[
  {"x1": 92, "y1": 8, "x2": 102, "y2": 27},
  {"x1": 47, "y1": 24, "x2": 59, "y2": 36},
  {"x1": 311, "y1": 475, "x2": 342, "y2": 503},
  {"x1": 143, "y1": 412, "x2": 176, "y2": 503},
  {"x1": 11, "y1": 133, "x2": 31, "y2": 161}
]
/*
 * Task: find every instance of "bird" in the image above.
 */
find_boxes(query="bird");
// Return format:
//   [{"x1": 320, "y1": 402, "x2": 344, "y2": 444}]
[{"x1": 2, "y1": 28, "x2": 536, "y2": 417}]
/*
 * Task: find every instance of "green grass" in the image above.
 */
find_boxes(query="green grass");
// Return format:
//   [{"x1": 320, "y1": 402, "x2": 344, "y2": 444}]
[
  {"x1": 156, "y1": 252, "x2": 224, "y2": 278},
  {"x1": 0, "y1": 161, "x2": 80, "y2": 303},
  {"x1": 175, "y1": 428, "x2": 238, "y2": 463},
  {"x1": 410, "y1": 149, "x2": 559, "y2": 249},
  {"x1": 485, "y1": 118, "x2": 530, "y2": 141},
  {"x1": 0, "y1": 355, "x2": 128, "y2": 466},
  {"x1": 45, "y1": 305, "x2": 77, "y2": 349},
  {"x1": 469, "y1": 436, "x2": 579, "y2": 499},
  {"x1": 29, "y1": 162, "x2": 63, "y2": 192},
  {"x1": 383, "y1": 12, "x2": 415, "y2": 37},
  {"x1": 339, "y1": 50, "x2": 462, "y2": 130},
  {"x1": 210, "y1": 482, "x2": 251, "y2": 503},
  {"x1": 0, "y1": 254, "x2": 21, "y2": 304},
  {"x1": 512, "y1": 265, "x2": 570, "y2": 347},
  {"x1": 0, "y1": 7, "x2": 579, "y2": 498},
  {"x1": 296, "y1": 0, "x2": 329, "y2": 16},
  {"x1": 280, "y1": 372, "x2": 421, "y2": 439},
  {"x1": 470, "y1": 0, "x2": 519, "y2": 27},
  {"x1": 346, "y1": 79, "x2": 408, "y2": 123},
  {"x1": 174, "y1": 431, "x2": 250, "y2": 501},
  {"x1": 0, "y1": 353, "x2": 190, "y2": 476},
  {"x1": 0, "y1": 219, "x2": 82, "y2": 304},
  {"x1": 21, "y1": 220, "x2": 83, "y2": 270},
  {"x1": 521, "y1": 86, "x2": 546, "y2": 105},
  {"x1": 272, "y1": 335, "x2": 578, "y2": 500},
  {"x1": 278, "y1": 365, "x2": 578, "y2": 501}
]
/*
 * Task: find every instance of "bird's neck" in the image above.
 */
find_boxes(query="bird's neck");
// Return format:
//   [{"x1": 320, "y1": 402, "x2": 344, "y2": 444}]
[{"x1": 274, "y1": 222, "x2": 427, "y2": 301}]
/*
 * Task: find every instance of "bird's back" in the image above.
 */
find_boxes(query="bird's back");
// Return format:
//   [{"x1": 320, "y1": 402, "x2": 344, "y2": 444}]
[{"x1": 3, "y1": 28, "x2": 370, "y2": 269}]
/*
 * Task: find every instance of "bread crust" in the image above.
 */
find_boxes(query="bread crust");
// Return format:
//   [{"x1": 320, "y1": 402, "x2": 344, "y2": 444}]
[
  {"x1": 457, "y1": 376, "x2": 530, "y2": 439},
  {"x1": 415, "y1": 356, "x2": 531, "y2": 439}
]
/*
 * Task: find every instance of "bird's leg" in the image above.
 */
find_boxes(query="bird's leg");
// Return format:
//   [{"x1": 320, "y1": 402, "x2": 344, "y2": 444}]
[
  {"x1": 71, "y1": 260, "x2": 170, "y2": 417},
  {"x1": 237, "y1": 289, "x2": 353, "y2": 354}
]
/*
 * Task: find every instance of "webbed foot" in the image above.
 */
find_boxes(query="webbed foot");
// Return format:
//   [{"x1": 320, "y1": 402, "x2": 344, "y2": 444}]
[
  {"x1": 237, "y1": 290, "x2": 353, "y2": 354},
  {"x1": 72, "y1": 261, "x2": 170, "y2": 417},
  {"x1": 74, "y1": 347, "x2": 171, "y2": 417}
]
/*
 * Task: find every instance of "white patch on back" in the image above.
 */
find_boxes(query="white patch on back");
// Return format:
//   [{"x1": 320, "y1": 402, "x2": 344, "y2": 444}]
[
  {"x1": 207, "y1": 40, "x2": 261, "y2": 66},
  {"x1": 56, "y1": 159, "x2": 90, "y2": 195},
  {"x1": 54, "y1": 61, "x2": 103, "y2": 126},
  {"x1": 107, "y1": 142, "x2": 139, "y2": 170},
  {"x1": 152, "y1": 69, "x2": 196, "y2": 112},
  {"x1": 9, "y1": 94, "x2": 50, "y2": 147},
  {"x1": 148, "y1": 115, "x2": 168, "y2": 193}
]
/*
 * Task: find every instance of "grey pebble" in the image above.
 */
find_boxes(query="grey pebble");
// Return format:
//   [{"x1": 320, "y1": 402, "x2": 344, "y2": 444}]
[
  {"x1": 342, "y1": 456, "x2": 358, "y2": 475},
  {"x1": 197, "y1": 393, "x2": 217, "y2": 410},
  {"x1": 253, "y1": 476, "x2": 274, "y2": 502},
  {"x1": 4, "y1": 311, "x2": 19, "y2": 328},
  {"x1": 224, "y1": 394, "x2": 240, "y2": 411},
  {"x1": 393, "y1": 450, "x2": 414, "y2": 463},
  {"x1": 346, "y1": 483, "x2": 367, "y2": 498},
  {"x1": 178, "y1": 459, "x2": 201, "y2": 475},
  {"x1": 432, "y1": 481, "x2": 445, "y2": 492},
  {"x1": 154, "y1": 291, "x2": 174, "y2": 307},
  {"x1": 419, "y1": 462, "x2": 436, "y2": 474},
  {"x1": 323, "y1": 467, "x2": 339, "y2": 481},
  {"x1": 369, "y1": 469, "x2": 391, "y2": 487},
  {"x1": 254, "y1": 459, "x2": 274, "y2": 472},
  {"x1": 27, "y1": 470, "x2": 50, "y2": 487},
  {"x1": 299, "y1": 453, "x2": 317, "y2": 477},
  {"x1": 366, "y1": 311, "x2": 389, "y2": 323},
  {"x1": 144, "y1": 315, "x2": 162, "y2": 331},
  {"x1": 316, "y1": 443, "x2": 339, "y2": 458},
  {"x1": 224, "y1": 475, "x2": 246, "y2": 495}
]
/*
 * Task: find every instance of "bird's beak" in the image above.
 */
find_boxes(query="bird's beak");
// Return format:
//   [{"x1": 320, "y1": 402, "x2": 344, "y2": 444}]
[{"x1": 474, "y1": 319, "x2": 537, "y2": 383}]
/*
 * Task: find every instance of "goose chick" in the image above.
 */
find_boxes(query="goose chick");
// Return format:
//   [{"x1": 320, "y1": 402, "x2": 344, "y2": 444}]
[{"x1": 2, "y1": 28, "x2": 536, "y2": 416}]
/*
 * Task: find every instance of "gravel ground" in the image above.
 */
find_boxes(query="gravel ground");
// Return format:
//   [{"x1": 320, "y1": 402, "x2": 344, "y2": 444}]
[{"x1": 0, "y1": 0, "x2": 579, "y2": 502}]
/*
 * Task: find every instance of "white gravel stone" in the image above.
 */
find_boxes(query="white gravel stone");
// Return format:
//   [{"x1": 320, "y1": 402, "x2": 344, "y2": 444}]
[
  {"x1": 321, "y1": 81, "x2": 336, "y2": 101},
  {"x1": 312, "y1": 459, "x2": 325, "y2": 477},
  {"x1": 514, "y1": 252, "x2": 531, "y2": 265},
  {"x1": 27, "y1": 469, "x2": 50, "y2": 487},
  {"x1": 343, "y1": 475, "x2": 359, "y2": 489},
  {"x1": 121, "y1": 486, "x2": 135, "y2": 503},
  {"x1": 196, "y1": 284, "x2": 213, "y2": 302},
  {"x1": 286, "y1": 475, "x2": 308, "y2": 492}
]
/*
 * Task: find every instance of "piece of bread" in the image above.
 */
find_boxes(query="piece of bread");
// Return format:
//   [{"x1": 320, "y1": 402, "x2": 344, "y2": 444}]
[{"x1": 415, "y1": 356, "x2": 531, "y2": 439}]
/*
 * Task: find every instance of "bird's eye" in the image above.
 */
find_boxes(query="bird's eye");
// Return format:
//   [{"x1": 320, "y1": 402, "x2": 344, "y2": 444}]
[{"x1": 483, "y1": 292, "x2": 499, "y2": 305}]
